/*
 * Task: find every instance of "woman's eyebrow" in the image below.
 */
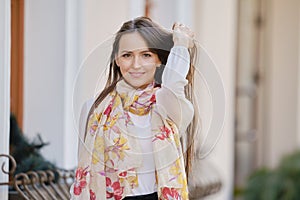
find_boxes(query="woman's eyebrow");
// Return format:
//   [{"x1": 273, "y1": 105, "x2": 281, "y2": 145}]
[
  {"x1": 140, "y1": 50, "x2": 152, "y2": 53},
  {"x1": 120, "y1": 50, "x2": 132, "y2": 53},
  {"x1": 120, "y1": 48, "x2": 150, "y2": 53}
]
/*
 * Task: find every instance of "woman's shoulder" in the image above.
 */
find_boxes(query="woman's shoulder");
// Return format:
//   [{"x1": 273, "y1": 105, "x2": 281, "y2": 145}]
[
  {"x1": 84, "y1": 98, "x2": 94, "y2": 110},
  {"x1": 82, "y1": 91, "x2": 115, "y2": 114},
  {"x1": 79, "y1": 98, "x2": 94, "y2": 124}
]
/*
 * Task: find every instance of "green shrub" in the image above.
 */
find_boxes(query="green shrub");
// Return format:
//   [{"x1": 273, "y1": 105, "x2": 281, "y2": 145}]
[{"x1": 243, "y1": 151, "x2": 300, "y2": 200}]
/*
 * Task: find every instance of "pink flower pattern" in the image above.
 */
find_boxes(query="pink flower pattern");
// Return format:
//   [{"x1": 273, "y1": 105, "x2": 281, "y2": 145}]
[
  {"x1": 153, "y1": 125, "x2": 173, "y2": 141},
  {"x1": 161, "y1": 187, "x2": 181, "y2": 200},
  {"x1": 106, "y1": 177, "x2": 124, "y2": 200},
  {"x1": 90, "y1": 189, "x2": 96, "y2": 200},
  {"x1": 73, "y1": 167, "x2": 89, "y2": 196}
]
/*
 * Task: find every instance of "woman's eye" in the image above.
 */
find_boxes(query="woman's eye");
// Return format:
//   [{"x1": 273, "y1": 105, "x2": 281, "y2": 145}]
[
  {"x1": 122, "y1": 53, "x2": 131, "y2": 58},
  {"x1": 143, "y1": 53, "x2": 152, "y2": 58}
]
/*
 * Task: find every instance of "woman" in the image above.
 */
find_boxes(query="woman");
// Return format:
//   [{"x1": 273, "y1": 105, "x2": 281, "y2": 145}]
[{"x1": 71, "y1": 16, "x2": 196, "y2": 200}]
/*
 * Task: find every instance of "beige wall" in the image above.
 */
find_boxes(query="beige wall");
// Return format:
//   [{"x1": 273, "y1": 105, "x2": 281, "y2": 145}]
[
  {"x1": 194, "y1": 0, "x2": 237, "y2": 199},
  {"x1": 262, "y1": 0, "x2": 300, "y2": 168},
  {"x1": 81, "y1": 0, "x2": 131, "y2": 58}
]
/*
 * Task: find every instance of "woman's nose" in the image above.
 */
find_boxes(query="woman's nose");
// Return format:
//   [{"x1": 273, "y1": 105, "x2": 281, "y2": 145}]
[{"x1": 132, "y1": 56, "x2": 141, "y2": 69}]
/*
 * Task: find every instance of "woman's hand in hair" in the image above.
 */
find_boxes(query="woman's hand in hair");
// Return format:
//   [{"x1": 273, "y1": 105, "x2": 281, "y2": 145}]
[{"x1": 172, "y1": 22, "x2": 195, "y2": 48}]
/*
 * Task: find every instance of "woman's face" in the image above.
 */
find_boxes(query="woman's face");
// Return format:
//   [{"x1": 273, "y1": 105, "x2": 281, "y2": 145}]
[{"x1": 115, "y1": 32, "x2": 161, "y2": 89}]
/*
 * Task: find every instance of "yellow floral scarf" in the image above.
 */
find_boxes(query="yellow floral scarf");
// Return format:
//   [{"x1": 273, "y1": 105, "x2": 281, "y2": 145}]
[{"x1": 73, "y1": 80, "x2": 189, "y2": 200}]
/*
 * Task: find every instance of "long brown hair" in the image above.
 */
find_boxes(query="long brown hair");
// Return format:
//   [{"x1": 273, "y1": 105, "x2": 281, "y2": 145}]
[{"x1": 85, "y1": 16, "x2": 197, "y2": 182}]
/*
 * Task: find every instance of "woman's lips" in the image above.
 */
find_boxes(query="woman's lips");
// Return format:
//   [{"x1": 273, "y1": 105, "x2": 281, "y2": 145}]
[{"x1": 129, "y1": 72, "x2": 145, "y2": 78}]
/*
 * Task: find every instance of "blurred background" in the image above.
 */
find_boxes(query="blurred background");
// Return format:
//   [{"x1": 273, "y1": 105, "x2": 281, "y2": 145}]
[{"x1": 1, "y1": 0, "x2": 300, "y2": 199}]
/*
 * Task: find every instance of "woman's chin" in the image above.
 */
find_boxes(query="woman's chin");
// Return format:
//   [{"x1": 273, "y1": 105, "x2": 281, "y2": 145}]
[{"x1": 124, "y1": 79, "x2": 153, "y2": 89}]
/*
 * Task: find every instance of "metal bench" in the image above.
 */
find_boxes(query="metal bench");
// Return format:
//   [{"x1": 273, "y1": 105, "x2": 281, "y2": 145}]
[{"x1": 0, "y1": 154, "x2": 74, "y2": 200}]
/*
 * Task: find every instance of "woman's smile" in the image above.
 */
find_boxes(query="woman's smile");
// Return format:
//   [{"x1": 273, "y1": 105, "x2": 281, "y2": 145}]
[{"x1": 128, "y1": 71, "x2": 145, "y2": 78}]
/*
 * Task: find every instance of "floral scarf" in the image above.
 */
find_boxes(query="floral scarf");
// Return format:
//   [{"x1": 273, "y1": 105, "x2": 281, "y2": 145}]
[{"x1": 72, "y1": 80, "x2": 189, "y2": 200}]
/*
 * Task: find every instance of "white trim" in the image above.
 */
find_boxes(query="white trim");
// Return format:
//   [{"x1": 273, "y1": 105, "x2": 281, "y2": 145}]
[
  {"x1": 0, "y1": 0, "x2": 11, "y2": 199},
  {"x1": 63, "y1": 0, "x2": 82, "y2": 168}
]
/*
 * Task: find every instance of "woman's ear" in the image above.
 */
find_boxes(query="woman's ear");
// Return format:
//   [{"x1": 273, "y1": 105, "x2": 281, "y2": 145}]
[{"x1": 156, "y1": 61, "x2": 162, "y2": 68}]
